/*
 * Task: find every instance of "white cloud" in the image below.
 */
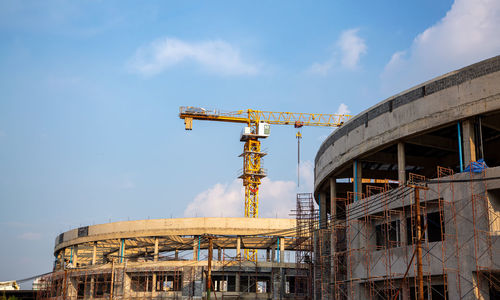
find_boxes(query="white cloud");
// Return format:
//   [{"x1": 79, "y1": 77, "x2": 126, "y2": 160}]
[
  {"x1": 183, "y1": 161, "x2": 315, "y2": 218},
  {"x1": 308, "y1": 28, "x2": 366, "y2": 75},
  {"x1": 337, "y1": 29, "x2": 367, "y2": 70},
  {"x1": 336, "y1": 103, "x2": 350, "y2": 115},
  {"x1": 381, "y1": 0, "x2": 500, "y2": 94},
  {"x1": 308, "y1": 59, "x2": 335, "y2": 76},
  {"x1": 183, "y1": 181, "x2": 243, "y2": 218},
  {"x1": 18, "y1": 232, "x2": 42, "y2": 241},
  {"x1": 128, "y1": 37, "x2": 259, "y2": 76}
]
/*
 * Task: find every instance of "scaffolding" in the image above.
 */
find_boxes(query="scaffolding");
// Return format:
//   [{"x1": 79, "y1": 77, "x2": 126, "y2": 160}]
[
  {"x1": 468, "y1": 166, "x2": 499, "y2": 298},
  {"x1": 436, "y1": 166, "x2": 462, "y2": 300},
  {"x1": 292, "y1": 193, "x2": 317, "y2": 299},
  {"x1": 36, "y1": 230, "x2": 311, "y2": 300},
  {"x1": 34, "y1": 168, "x2": 500, "y2": 299},
  {"x1": 316, "y1": 166, "x2": 500, "y2": 300}
]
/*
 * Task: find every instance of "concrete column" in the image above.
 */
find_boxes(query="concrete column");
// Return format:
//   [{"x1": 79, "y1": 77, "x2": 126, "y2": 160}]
[
  {"x1": 72, "y1": 245, "x2": 78, "y2": 266},
  {"x1": 194, "y1": 267, "x2": 203, "y2": 299},
  {"x1": 120, "y1": 272, "x2": 132, "y2": 299},
  {"x1": 272, "y1": 269, "x2": 282, "y2": 299},
  {"x1": 218, "y1": 247, "x2": 222, "y2": 261},
  {"x1": 60, "y1": 250, "x2": 65, "y2": 269},
  {"x1": 154, "y1": 237, "x2": 159, "y2": 262},
  {"x1": 56, "y1": 250, "x2": 63, "y2": 270},
  {"x1": 89, "y1": 276, "x2": 95, "y2": 297},
  {"x1": 153, "y1": 238, "x2": 158, "y2": 293},
  {"x1": 120, "y1": 239, "x2": 126, "y2": 263},
  {"x1": 152, "y1": 272, "x2": 157, "y2": 294},
  {"x1": 236, "y1": 236, "x2": 241, "y2": 260},
  {"x1": 63, "y1": 248, "x2": 69, "y2": 268},
  {"x1": 175, "y1": 249, "x2": 179, "y2": 260},
  {"x1": 235, "y1": 272, "x2": 240, "y2": 292},
  {"x1": 462, "y1": 119, "x2": 477, "y2": 165},
  {"x1": 193, "y1": 236, "x2": 198, "y2": 260},
  {"x1": 279, "y1": 237, "x2": 285, "y2": 263},
  {"x1": 329, "y1": 177, "x2": 336, "y2": 218},
  {"x1": 266, "y1": 248, "x2": 271, "y2": 262},
  {"x1": 92, "y1": 242, "x2": 97, "y2": 265},
  {"x1": 319, "y1": 192, "x2": 327, "y2": 228},
  {"x1": 271, "y1": 244, "x2": 276, "y2": 262},
  {"x1": 67, "y1": 277, "x2": 77, "y2": 298},
  {"x1": 329, "y1": 177, "x2": 337, "y2": 297},
  {"x1": 353, "y1": 160, "x2": 362, "y2": 201},
  {"x1": 398, "y1": 142, "x2": 406, "y2": 185}
]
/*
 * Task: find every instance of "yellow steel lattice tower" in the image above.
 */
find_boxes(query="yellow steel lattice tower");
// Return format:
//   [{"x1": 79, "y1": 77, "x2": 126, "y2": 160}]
[
  {"x1": 241, "y1": 139, "x2": 264, "y2": 260},
  {"x1": 179, "y1": 107, "x2": 351, "y2": 261},
  {"x1": 242, "y1": 139, "x2": 263, "y2": 218}
]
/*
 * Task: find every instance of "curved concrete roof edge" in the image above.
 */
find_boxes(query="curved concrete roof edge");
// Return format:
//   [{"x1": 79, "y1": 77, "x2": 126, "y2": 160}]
[
  {"x1": 314, "y1": 55, "x2": 500, "y2": 192},
  {"x1": 314, "y1": 56, "x2": 500, "y2": 193},
  {"x1": 315, "y1": 55, "x2": 500, "y2": 165},
  {"x1": 54, "y1": 217, "x2": 297, "y2": 251}
]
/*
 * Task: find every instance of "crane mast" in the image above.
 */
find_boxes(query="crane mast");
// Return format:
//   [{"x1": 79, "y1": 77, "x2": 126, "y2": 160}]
[{"x1": 179, "y1": 106, "x2": 351, "y2": 261}]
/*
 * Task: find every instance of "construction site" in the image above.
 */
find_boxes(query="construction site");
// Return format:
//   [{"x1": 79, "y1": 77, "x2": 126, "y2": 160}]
[
  {"x1": 34, "y1": 56, "x2": 500, "y2": 300},
  {"x1": 34, "y1": 217, "x2": 311, "y2": 299}
]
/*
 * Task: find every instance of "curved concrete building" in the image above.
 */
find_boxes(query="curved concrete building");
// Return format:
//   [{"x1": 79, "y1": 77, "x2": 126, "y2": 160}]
[
  {"x1": 39, "y1": 218, "x2": 309, "y2": 299},
  {"x1": 314, "y1": 56, "x2": 500, "y2": 299}
]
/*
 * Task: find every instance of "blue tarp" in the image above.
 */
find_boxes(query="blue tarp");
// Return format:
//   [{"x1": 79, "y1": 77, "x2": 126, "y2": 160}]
[{"x1": 464, "y1": 159, "x2": 488, "y2": 173}]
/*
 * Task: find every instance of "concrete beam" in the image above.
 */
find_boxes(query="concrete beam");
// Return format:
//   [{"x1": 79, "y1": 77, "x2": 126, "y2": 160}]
[
  {"x1": 361, "y1": 150, "x2": 437, "y2": 167},
  {"x1": 406, "y1": 134, "x2": 457, "y2": 152},
  {"x1": 361, "y1": 167, "x2": 440, "y2": 180},
  {"x1": 482, "y1": 117, "x2": 500, "y2": 132},
  {"x1": 54, "y1": 217, "x2": 297, "y2": 253}
]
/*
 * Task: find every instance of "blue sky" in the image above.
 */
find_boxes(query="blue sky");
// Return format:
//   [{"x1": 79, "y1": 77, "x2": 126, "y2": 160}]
[{"x1": 1, "y1": 0, "x2": 500, "y2": 284}]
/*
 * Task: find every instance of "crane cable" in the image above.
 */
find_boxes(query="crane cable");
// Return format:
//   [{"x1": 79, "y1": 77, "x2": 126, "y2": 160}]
[
  {"x1": 296, "y1": 131, "x2": 302, "y2": 187},
  {"x1": 295, "y1": 121, "x2": 303, "y2": 188}
]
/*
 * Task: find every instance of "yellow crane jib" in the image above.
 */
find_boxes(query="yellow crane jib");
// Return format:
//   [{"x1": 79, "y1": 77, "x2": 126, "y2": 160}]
[
  {"x1": 179, "y1": 106, "x2": 351, "y2": 261},
  {"x1": 179, "y1": 106, "x2": 350, "y2": 129}
]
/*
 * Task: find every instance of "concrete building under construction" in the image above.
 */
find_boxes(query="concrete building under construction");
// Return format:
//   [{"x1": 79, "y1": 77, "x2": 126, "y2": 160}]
[
  {"x1": 313, "y1": 56, "x2": 500, "y2": 299},
  {"x1": 36, "y1": 217, "x2": 311, "y2": 299},
  {"x1": 36, "y1": 56, "x2": 500, "y2": 300}
]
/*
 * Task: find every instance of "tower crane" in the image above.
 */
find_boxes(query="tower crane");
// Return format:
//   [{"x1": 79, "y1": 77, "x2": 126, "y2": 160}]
[{"x1": 179, "y1": 106, "x2": 352, "y2": 261}]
